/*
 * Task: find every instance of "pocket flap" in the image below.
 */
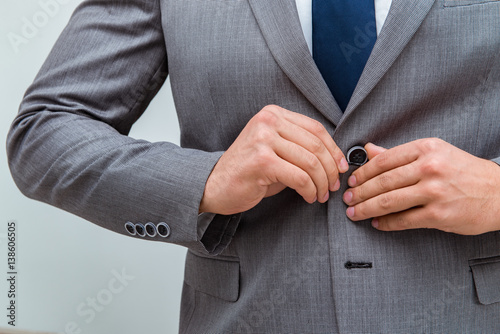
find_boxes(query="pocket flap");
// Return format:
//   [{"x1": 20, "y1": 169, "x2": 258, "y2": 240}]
[
  {"x1": 469, "y1": 255, "x2": 500, "y2": 305},
  {"x1": 184, "y1": 250, "x2": 240, "y2": 302}
]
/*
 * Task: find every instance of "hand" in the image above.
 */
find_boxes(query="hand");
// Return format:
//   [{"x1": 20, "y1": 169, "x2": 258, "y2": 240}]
[
  {"x1": 343, "y1": 138, "x2": 500, "y2": 235},
  {"x1": 200, "y1": 105, "x2": 348, "y2": 215}
]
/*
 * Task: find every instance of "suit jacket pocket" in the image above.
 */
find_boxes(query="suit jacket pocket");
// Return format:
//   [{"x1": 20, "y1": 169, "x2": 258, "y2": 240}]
[
  {"x1": 184, "y1": 250, "x2": 240, "y2": 302},
  {"x1": 469, "y1": 255, "x2": 500, "y2": 305},
  {"x1": 444, "y1": 0, "x2": 500, "y2": 7}
]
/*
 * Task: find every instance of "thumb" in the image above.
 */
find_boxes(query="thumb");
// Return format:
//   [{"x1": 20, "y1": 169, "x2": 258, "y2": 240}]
[{"x1": 365, "y1": 142, "x2": 387, "y2": 160}]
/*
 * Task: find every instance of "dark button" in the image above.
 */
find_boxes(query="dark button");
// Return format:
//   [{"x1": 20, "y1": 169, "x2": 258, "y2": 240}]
[
  {"x1": 157, "y1": 222, "x2": 171, "y2": 238},
  {"x1": 345, "y1": 261, "x2": 373, "y2": 269},
  {"x1": 135, "y1": 223, "x2": 146, "y2": 237},
  {"x1": 145, "y1": 222, "x2": 157, "y2": 237},
  {"x1": 125, "y1": 222, "x2": 136, "y2": 236},
  {"x1": 347, "y1": 146, "x2": 368, "y2": 166}
]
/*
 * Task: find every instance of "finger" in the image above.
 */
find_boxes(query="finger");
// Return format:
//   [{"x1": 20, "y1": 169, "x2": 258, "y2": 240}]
[
  {"x1": 277, "y1": 120, "x2": 340, "y2": 192},
  {"x1": 279, "y1": 107, "x2": 348, "y2": 173},
  {"x1": 372, "y1": 203, "x2": 477, "y2": 234},
  {"x1": 365, "y1": 142, "x2": 387, "y2": 160},
  {"x1": 348, "y1": 142, "x2": 421, "y2": 188},
  {"x1": 343, "y1": 163, "x2": 420, "y2": 206},
  {"x1": 345, "y1": 185, "x2": 428, "y2": 221},
  {"x1": 264, "y1": 153, "x2": 318, "y2": 203},
  {"x1": 371, "y1": 206, "x2": 432, "y2": 232},
  {"x1": 273, "y1": 136, "x2": 330, "y2": 202}
]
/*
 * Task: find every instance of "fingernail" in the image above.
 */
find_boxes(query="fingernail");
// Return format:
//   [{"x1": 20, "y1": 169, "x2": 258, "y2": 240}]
[
  {"x1": 372, "y1": 219, "x2": 379, "y2": 228},
  {"x1": 348, "y1": 175, "x2": 357, "y2": 187},
  {"x1": 312, "y1": 196, "x2": 317, "y2": 203},
  {"x1": 340, "y1": 158, "x2": 349, "y2": 172},
  {"x1": 322, "y1": 192, "x2": 329, "y2": 202},
  {"x1": 332, "y1": 179, "x2": 340, "y2": 192},
  {"x1": 346, "y1": 207, "x2": 355, "y2": 218},
  {"x1": 343, "y1": 191, "x2": 353, "y2": 204}
]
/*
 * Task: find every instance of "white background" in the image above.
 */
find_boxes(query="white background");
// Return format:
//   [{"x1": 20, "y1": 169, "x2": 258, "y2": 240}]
[{"x1": 0, "y1": 0, "x2": 185, "y2": 333}]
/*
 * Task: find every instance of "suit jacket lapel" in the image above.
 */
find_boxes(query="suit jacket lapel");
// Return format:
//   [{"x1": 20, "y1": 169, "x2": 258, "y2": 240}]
[
  {"x1": 247, "y1": 0, "x2": 344, "y2": 125},
  {"x1": 343, "y1": 0, "x2": 437, "y2": 118},
  {"x1": 248, "y1": 0, "x2": 437, "y2": 126}
]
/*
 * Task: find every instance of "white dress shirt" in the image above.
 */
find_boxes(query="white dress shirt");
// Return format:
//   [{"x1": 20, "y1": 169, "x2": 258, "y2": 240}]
[{"x1": 295, "y1": 0, "x2": 393, "y2": 53}]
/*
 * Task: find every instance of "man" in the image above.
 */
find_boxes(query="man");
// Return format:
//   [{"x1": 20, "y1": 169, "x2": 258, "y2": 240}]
[{"x1": 7, "y1": 0, "x2": 500, "y2": 332}]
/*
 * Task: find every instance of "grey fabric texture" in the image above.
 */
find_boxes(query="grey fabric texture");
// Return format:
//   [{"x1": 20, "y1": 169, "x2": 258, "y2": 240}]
[{"x1": 6, "y1": 0, "x2": 500, "y2": 332}]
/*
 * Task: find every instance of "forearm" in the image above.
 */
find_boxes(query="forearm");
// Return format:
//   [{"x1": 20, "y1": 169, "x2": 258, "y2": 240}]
[{"x1": 8, "y1": 105, "x2": 227, "y2": 248}]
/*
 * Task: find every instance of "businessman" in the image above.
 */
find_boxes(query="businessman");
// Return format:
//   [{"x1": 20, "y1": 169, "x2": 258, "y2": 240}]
[{"x1": 7, "y1": 0, "x2": 500, "y2": 332}]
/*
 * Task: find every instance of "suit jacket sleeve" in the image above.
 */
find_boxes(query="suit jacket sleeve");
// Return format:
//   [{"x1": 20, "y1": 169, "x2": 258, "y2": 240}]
[{"x1": 6, "y1": 0, "x2": 240, "y2": 255}]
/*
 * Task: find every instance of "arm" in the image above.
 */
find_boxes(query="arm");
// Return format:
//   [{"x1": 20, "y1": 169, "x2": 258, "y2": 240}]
[{"x1": 6, "y1": 0, "x2": 225, "y2": 253}]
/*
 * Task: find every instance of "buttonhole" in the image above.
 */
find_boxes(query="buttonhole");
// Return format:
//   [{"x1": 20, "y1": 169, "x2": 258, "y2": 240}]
[{"x1": 345, "y1": 261, "x2": 373, "y2": 269}]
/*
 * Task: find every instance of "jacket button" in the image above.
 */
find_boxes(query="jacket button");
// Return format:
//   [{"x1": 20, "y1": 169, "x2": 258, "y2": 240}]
[
  {"x1": 347, "y1": 146, "x2": 368, "y2": 166},
  {"x1": 157, "y1": 222, "x2": 171, "y2": 238},
  {"x1": 124, "y1": 222, "x2": 136, "y2": 236},
  {"x1": 145, "y1": 222, "x2": 157, "y2": 237}
]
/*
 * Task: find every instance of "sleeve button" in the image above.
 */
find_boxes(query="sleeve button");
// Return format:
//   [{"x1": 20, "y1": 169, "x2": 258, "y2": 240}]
[
  {"x1": 157, "y1": 222, "x2": 171, "y2": 238},
  {"x1": 135, "y1": 223, "x2": 146, "y2": 237},
  {"x1": 145, "y1": 222, "x2": 157, "y2": 237},
  {"x1": 125, "y1": 222, "x2": 136, "y2": 236}
]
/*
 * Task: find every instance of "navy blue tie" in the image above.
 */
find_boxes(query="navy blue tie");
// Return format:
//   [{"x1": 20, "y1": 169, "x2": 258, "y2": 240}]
[{"x1": 312, "y1": 0, "x2": 377, "y2": 111}]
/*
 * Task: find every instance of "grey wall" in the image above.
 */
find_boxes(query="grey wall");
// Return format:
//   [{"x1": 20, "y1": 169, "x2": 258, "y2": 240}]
[{"x1": 0, "y1": 0, "x2": 185, "y2": 333}]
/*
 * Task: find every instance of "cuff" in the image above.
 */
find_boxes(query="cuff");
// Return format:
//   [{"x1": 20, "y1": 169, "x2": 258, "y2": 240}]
[{"x1": 197, "y1": 212, "x2": 242, "y2": 255}]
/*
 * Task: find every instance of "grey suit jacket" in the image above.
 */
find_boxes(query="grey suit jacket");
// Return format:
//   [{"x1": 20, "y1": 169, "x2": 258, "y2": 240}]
[{"x1": 7, "y1": 0, "x2": 500, "y2": 332}]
